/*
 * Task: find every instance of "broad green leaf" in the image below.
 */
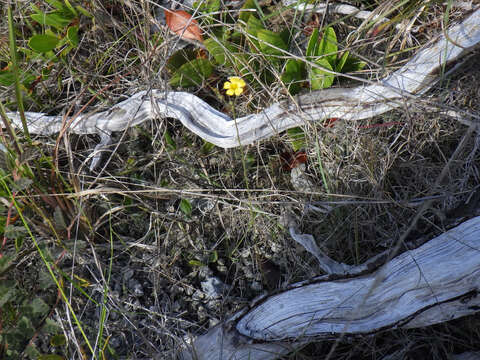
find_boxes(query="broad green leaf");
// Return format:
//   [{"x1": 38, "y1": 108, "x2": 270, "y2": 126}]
[
  {"x1": 46, "y1": 0, "x2": 66, "y2": 10},
  {"x1": 336, "y1": 50, "x2": 349, "y2": 72},
  {"x1": 180, "y1": 199, "x2": 192, "y2": 216},
  {"x1": 194, "y1": 0, "x2": 220, "y2": 14},
  {"x1": 232, "y1": 53, "x2": 251, "y2": 79},
  {"x1": 167, "y1": 49, "x2": 197, "y2": 71},
  {"x1": 342, "y1": 56, "x2": 367, "y2": 73},
  {"x1": 279, "y1": 28, "x2": 292, "y2": 48},
  {"x1": 306, "y1": 28, "x2": 319, "y2": 57},
  {"x1": 31, "y1": 12, "x2": 72, "y2": 29},
  {"x1": 257, "y1": 29, "x2": 287, "y2": 56},
  {"x1": 287, "y1": 127, "x2": 306, "y2": 151},
  {"x1": 62, "y1": 0, "x2": 78, "y2": 16},
  {"x1": 50, "y1": 334, "x2": 67, "y2": 347},
  {"x1": 38, "y1": 355, "x2": 64, "y2": 360},
  {"x1": 67, "y1": 26, "x2": 79, "y2": 46},
  {"x1": 246, "y1": 16, "x2": 264, "y2": 50},
  {"x1": 317, "y1": 26, "x2": 337, "y2": 66},
  {"x1": 204, "y1": 38, "x2": 235, "y2": 65},
  {"x1": 169, "y1": 58, "x2": 213, "y2": 87},
  {"x1": 239, "y1": 0, "x2": 256, "y2": 22},
  {"x1": 281, "y1": 59, "x2": 306, "y2": 95},
  {"x1": 310, "y1": 58, "x2": 334, "y2": 90},
  {"x1": 28, "y1": 34, "x2": 59, "y2": 53}
]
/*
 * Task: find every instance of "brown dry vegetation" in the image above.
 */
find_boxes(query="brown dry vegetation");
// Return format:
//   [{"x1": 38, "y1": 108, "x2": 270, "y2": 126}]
[{"x1": 1, "y1": 0, "x2": 480, "y2": 359}]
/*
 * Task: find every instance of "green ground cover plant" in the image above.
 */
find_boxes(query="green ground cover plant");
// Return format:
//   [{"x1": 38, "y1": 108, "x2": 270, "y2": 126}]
[{"x1": 167, "y1": 0, "x2": 365, "y2": 94}]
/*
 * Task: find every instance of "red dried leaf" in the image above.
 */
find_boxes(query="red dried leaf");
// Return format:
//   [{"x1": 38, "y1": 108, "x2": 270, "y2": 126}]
[
  {"x1": 323, "y1": 118, "x2": 340, "y2": 128},
  {"x1": 164, "y1": 9, "x2": 203, "y2": 42},
  {"x1": 280, "y1": 151, "x2": 308, "y2": 171}
]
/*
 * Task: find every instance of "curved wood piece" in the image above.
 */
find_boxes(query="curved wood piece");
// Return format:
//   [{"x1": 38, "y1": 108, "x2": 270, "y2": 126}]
[
  {"x1": 180, "y1": 216, "x2": 480, "y2": 360},
  {"x1": 5, "y1": 8, "x2": 480, "y2": 148}
]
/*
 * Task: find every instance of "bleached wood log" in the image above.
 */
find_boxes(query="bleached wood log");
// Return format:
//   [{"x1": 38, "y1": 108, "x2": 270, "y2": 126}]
[
  {"x1": 4, "y1": 8, "x2": 480, "y2": 151},
  {"x1": 180, "y1": 216, "x2": 480, "y2": 360}
]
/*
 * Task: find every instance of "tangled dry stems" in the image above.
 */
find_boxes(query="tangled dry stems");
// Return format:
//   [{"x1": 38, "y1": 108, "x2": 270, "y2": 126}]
[{"x1": 1, "y1": 0, "x2": 480, "y2": 359}]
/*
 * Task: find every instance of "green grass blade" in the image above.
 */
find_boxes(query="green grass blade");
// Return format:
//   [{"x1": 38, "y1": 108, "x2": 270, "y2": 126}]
[{"x1": 7, "y1": 5, "x2": 30, "y2": 142}]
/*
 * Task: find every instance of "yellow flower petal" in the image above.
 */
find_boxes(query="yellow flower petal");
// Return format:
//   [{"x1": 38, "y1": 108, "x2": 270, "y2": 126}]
[
  {"x1": 234, "y1": 87, "x2": 243, "y2": 96},
  {"x1": 238, "y1": 78, "x2": 246, "y2": 87},
  {"x1": 223, "y1": 82, "x2": 231, "y2": 89},
  {"x1": 226, "y1": 89, "x2": 235, "y2": 96}
]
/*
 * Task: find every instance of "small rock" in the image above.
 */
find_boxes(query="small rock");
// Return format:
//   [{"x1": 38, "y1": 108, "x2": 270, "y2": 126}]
[
  {"x1": 201, "y1": 276, "x2": 230, "y2": 299},
  {"x1": 290, "y1": 163, "x2": 317, "y2": 192}
]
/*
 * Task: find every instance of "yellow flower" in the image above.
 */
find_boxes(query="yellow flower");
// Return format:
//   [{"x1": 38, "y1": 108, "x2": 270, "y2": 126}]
[{"x1": 223, "y1": 76, "x2": 246, "y2": 96}]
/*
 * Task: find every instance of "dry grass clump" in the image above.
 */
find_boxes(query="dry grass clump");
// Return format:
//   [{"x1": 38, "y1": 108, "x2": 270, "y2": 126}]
[{"x1": 1, "y1": 0, "x2": 479, "y2": 359}]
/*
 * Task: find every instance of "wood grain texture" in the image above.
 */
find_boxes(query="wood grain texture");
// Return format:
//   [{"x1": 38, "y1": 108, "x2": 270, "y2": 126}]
[{"x1": 180, "y1": 216, "x2": 480, "y2": 360}]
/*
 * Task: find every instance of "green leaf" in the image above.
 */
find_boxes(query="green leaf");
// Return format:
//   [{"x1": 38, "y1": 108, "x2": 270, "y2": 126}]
[
  {"x1": 188, "y1": 259, "x2": 204, "y2": 267},
  {"x1": 28, "y1": 34, "x2": 59, "y2": 53},
  {"x1": 246, "y1": 16, "x2": 264, "y2": 50},
  {"x1": 341, "y1": 56, "x2": 367, "y2": 73},
  {"x1": 317, "y1": 26, "x2": 337, "y2": 66},
  {"x1": 30, "y1": 297, "x2": 49, "y2": 317},
  {"x1": 75, "y1": 4, "x2": 93, "y2": 18},
  {"x1": 310, "y1": 58, "x2": 334, "y2": 90},
  {"x1": 279, "y1": 28, "x2": 292, "y2": 48},
  {"x1": 39, "y1": 269, "x2": 55, "y2": 290},
  {"x1": 43, "y1": 318, "x2": 62, "y2": 335},
  {"x1": 287, "y1": 127, "x2": 306, "y2": 152},
  {"x1": 38, "y1": 355, "x2": 64, "y2": 360},
  {"x1": 167, "y1": 49, "x2": 197, "y2": 71},
  {"x1": 31, "y1": 12, "x2": 72, "y2": 29},
  {"x1": 0, "y1": 279, "x2": 16, "y2": 307},
  {"x1": 239, "y1": 0, "x2": 256, "y2": 22},
  {"x1": 306, "y1": 28, "x2": 319, "y2": 57},
  {"x1": 257, "y1": 29, "x2": 287, "y2": 56},
  {"x1": 194, "y1": 0, "x2": 220, "y2": 14},
  {"x1": 281, "y1": 59, "x2": 306, "y2": 95},
  {"x1": 208, "y1": 250, "x2": 218, "y2": 263},
  {"x1": 204, "y1": 38, "x2": 235, "y2": 66},
  {"x1": 50, "y1": 334, "x2": 66, "y2": 347},
  {"x1": 164, "y1": 130, "x2": 176, "y2": 150},
  {"x1": 62, "y1": 0, "x2": 78, "y2": 16},
  {"x1": 169, "y1": 58, "x2": 213, "y2": 87},
  {"x1": 201, "y1": 141, "x2": 215, "y2": 154},
  {"x1": 46, "y1": 0, "x2": 66, "y2": 10},
  {"x1": 180, "y1": 199, "x2": 192, "y2": 216},
  {"x1": 66, "y1": 26, "x2": 79, "y2": 46},
  {"x1": 25, "y1": 344, "x2": 41, "y2": 359},
  {"x1": 18, "y1": 316, "x2": 35, "y2": 339},
  {"x1": 336, "y1": 50, "x2": 349, "y2": 73},
  {"x1": 0, "y1": 70, "x2": 15, "y2": 86}
]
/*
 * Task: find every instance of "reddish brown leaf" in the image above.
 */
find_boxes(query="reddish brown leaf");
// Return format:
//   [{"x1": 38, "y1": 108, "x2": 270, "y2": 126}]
[
  {"x1": 280, "y1": 151, "x2": 308, "y2": 171},
  {"x1": 164, "y1": 9, "x2": 203, "y2": 42},
  {"x1": 323, "y1": 118, "x2": 340, "y2": 128}
]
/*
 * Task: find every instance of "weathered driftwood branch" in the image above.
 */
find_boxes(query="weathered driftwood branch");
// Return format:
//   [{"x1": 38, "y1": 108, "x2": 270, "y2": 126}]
[
  {"x1": 4, "y1": 8, "x2": 480, "y2": 153},
  {"x1": 180, "y1": 216, "x2": 480, "y2": 360}
]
